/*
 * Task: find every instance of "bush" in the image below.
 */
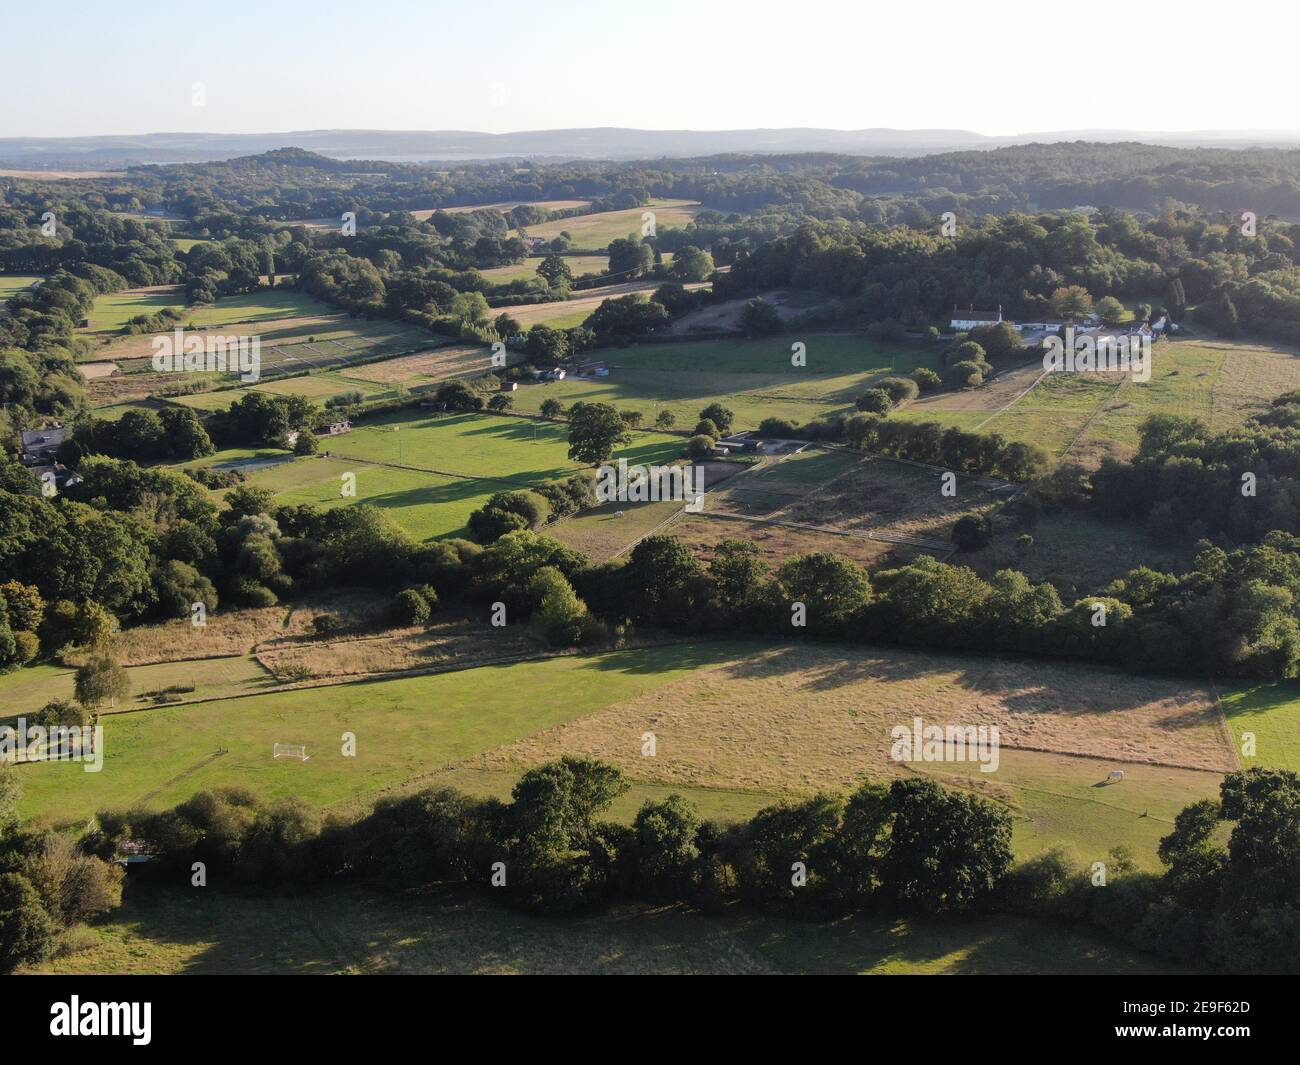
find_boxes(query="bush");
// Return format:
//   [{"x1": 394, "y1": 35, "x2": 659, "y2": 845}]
[
  {"x1": 698, "y1": 404, "x2": 734, "y2": 434},
  {"x1": 757, "y1": 417, "x2": 800, "y2": 438},
  {"x1": 952, "y1": 514, "x2": 993, "y2": 551},
  {"x1": 876, "y1": 376, "x2": 920, "y2": 406},
  {"x1": 392, "y1": 588, "x2": 432, "y2": 626},
  {"x1": 687, "y1": 434, "x2": 715, "y2": 459},
  {"x1": 946, "y1": 359, "x2": 989, "y2": 388},
  {"x1": 693, "y1": 418, "x2": 719, "y2": 438},
  {"x1": 913, "y1": 367, "x2": 942, "y2": 391},
  {"x1": 312, "y1": 614, "x2": 341, "y2": 636},
  {"x1": 855, "y1": 389, "x2": 893, "y2": 415}
]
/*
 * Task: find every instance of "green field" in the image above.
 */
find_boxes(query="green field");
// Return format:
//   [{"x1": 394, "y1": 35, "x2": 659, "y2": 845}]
[
  {"x1": 11, "y1": 636, "x2": 1228, "y2": 875},
  {"x1": 481, "y1": 254, "x2": 607, "y2": 283},
  {"x1": 14, "y1": 643, "x2": 744, "y2": 826},
  {"x1": 245, "y1": 455, "x2": 495, "y2": 540},
  {"x1": 888, "y1": 336, "x2": 1300, "y2": 464},
  {"x1": 518, "y1": 199, "x2": 701, "y2": 251},
  {"x1": 27, "y1": 882, "x2": 1186, "y2": 975},
  {"x1": 0, "y1": 273, "x2": 43, "y2": 297},
  {"x1": 81, "y1": 286, "x2": 340, "y2": 337},
  {"x1": 509, "y1": 333, "x2": 933, "y2": 431},
  {"x1": 172, "y1": 370, "x2": 393, "y2": 412},
  {"x1": 1220, "y1": 682, "x2": 1300, "y2": 772},
  {"x1": 220, "y1": 411, "x2": 686, "y2": 540},
  {"x1": 0, "y1": 656, "x2": 276, "y2": 720},
  {"x1": 80, "y1": 286, "x2": 182, "y2": 332},
  {"x1": 325, "y1": 410, "x2": 682, "y2": 484}
]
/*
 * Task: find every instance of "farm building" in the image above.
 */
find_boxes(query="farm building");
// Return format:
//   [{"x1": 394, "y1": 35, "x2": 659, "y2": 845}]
[
  {"x1": 950, "y1": 305, "x2": 1003, "y2": 330},
  {"x1": 20, "y1": 424, "x2": 67, "y2": 465}
]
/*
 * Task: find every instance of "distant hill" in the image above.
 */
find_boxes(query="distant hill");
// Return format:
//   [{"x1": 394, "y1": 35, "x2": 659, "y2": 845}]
[{"x1": 5, "y1": 127, "x2": 1300, "y2": 169}]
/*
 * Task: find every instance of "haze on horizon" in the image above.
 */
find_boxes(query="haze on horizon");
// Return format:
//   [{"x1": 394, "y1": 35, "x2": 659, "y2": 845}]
[{"x1": 4, "y1": 0, "x2": 1295, "y2": 142}]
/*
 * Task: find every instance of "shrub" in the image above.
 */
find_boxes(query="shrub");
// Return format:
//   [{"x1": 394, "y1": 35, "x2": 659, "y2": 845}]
[
  {"x1": 952, "y1": 514, "x2": 993, "y2": 551},
  {"x1": 913, "y1": 367, "x2": 942, "y2": 391},
  {"x1": 946, "y1": 359, "x2": 988, "y2": 388},
  {"x1": 687, "y1": 434, "x2": 715, "y2": 459},
  {"x1": 392, "y1": 588, "x2": 431, "y2": 626},
  {"x1": 855, "y1": 389, "x2": 893, "y2": 415},
  {"x1": 312, "y1": 614, "x2": 341, "y2": 636},
  {"x1": 876, "y1": 376, "x2": 919, "y2": 406}
]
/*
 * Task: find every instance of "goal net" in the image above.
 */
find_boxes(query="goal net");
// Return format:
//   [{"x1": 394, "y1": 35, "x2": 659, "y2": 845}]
[{"x1": 273, "y1": 743, "x2": 309, "y2": 761}]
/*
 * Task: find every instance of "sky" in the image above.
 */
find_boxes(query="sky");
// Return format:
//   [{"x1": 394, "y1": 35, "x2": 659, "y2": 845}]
[{"x1": 3, "y1": 0, "x2": 1293, "y2": 139}]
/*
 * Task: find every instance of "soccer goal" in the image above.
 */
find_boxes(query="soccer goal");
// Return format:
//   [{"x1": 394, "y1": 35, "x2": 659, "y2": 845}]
[{"x1": 273, "y1": 743, "x2": 309, "y2": 761}]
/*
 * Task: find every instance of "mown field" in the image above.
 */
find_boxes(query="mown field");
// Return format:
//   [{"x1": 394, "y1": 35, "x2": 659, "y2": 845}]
[
  {"x1": 13, "y1": 643, "x2": 745, "y2": 827},
  {"x1": 26, "y1": 882, "x2": 1186, "y2": 975},
  {"x1": 509, "y1": 332, "x2": 933, "y2": 430},
  {"x1": 515, "y1": 198, "x2": 701, "y2": 251},
  {"x1": 213, "y1": 411, "x2": 686, "y2": 540},
  {"x1": 0, "y1": 273, "x2": 43, "y2": 296},
  {"x1": 243, "y1": 455, "x2": 497, "y2": 541},
  {"x1": 0, "y1": 656, "x2": 276, "y2": 718},
  {"x1": 1220, "y1": 681, "x2": 1300, "y2": 773},
  {"x1": 13, "y1": 637, "x2": 1231, "y2": 874},
  {"x1": 480, "y1": 254, "x2": 607, "y2": 283},
  {"x1": 321, "y1": 410, "x2": 681, "y2": 484},
  {"x1": 894, "y1": 335, "x2": 1300, "y2": 466}
]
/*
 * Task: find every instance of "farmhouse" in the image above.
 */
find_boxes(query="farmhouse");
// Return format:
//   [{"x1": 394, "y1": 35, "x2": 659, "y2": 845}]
[
  {"x1": 321, "y1": 420, "x2": 352, "y2": 435},
  {"x1": 20, "y1": 424, "x2": 66, "y2": 465},
  {"x1": 950, "y1": 305, "x2": 1003, "y2": 330},
  {"x1": 28, "y1": 463, "x2": 82, "y2": 490}
]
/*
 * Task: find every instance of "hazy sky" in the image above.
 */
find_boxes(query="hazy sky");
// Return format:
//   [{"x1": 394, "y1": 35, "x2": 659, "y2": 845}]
[{"x1": 4, "y1": 0, "x2": 1291, "y2": 138}]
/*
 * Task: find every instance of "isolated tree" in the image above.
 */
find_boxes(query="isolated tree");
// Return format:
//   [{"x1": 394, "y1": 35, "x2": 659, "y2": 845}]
[
  {"x1": 540, "y1": 398, "x2": 566, "y2": 419},
  {"x1": 567, "y1": 402, "x2": 632, "y2": 464},
  {"x1": 74, "y1": 655, "x2": 130, "y2": 710},
  {"x1": 655, "y1": 409, "x2": 676, "y2": 429}
]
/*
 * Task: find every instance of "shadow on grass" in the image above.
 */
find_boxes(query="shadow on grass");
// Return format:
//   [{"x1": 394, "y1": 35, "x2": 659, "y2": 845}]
[{"x1": 57, "y1": 881, "x2": 1187, "y2": 975}]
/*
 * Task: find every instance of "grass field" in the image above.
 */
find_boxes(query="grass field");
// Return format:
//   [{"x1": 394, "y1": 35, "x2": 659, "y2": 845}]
[
  {"x1": 26, "y1": 882, "x2": 1186, "y2": 975},
  {"x1": 965, "y1": 509, "x2": 1190, "y2": 601},
  {"x1": 892, "y1": 336, "x2": 1300, "y2": 466},
  {"x1": 13, "y1": 643, "x2": 743, "y2": 827},
  {"x1": 516, "y1": 199, "x2": 701, "y2": 251},
  {"x1": 244, "y1": 455, "x2": 497, "y2": 540},
  {"x1": 225, "y1": 412, "x2": 686, "y2": 540},
  {"x1": 323, "y1": 410, "x2": 682, "y2": 485},
  {"x1": 0, "y1": 273, "x2": 43, "y2": 297},
  {"x1": 11, "y1": 635, "x2": 1232, "y2": 873},
  {"x1": 1220, "y1": 681, "x2": 1300, "y2": 772},
  {"x1": 480, "y1": 254, "x2": 607, "y2": 283},
  {"x1": 0, "y1": 656, "x2": 276, "y2": 719},
  {"x1": 79, "y1": 286, "x2": 182, "y2": 332},
  {"x1": 509, "y1": 333, "x2": 934, "y2": 430}
]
